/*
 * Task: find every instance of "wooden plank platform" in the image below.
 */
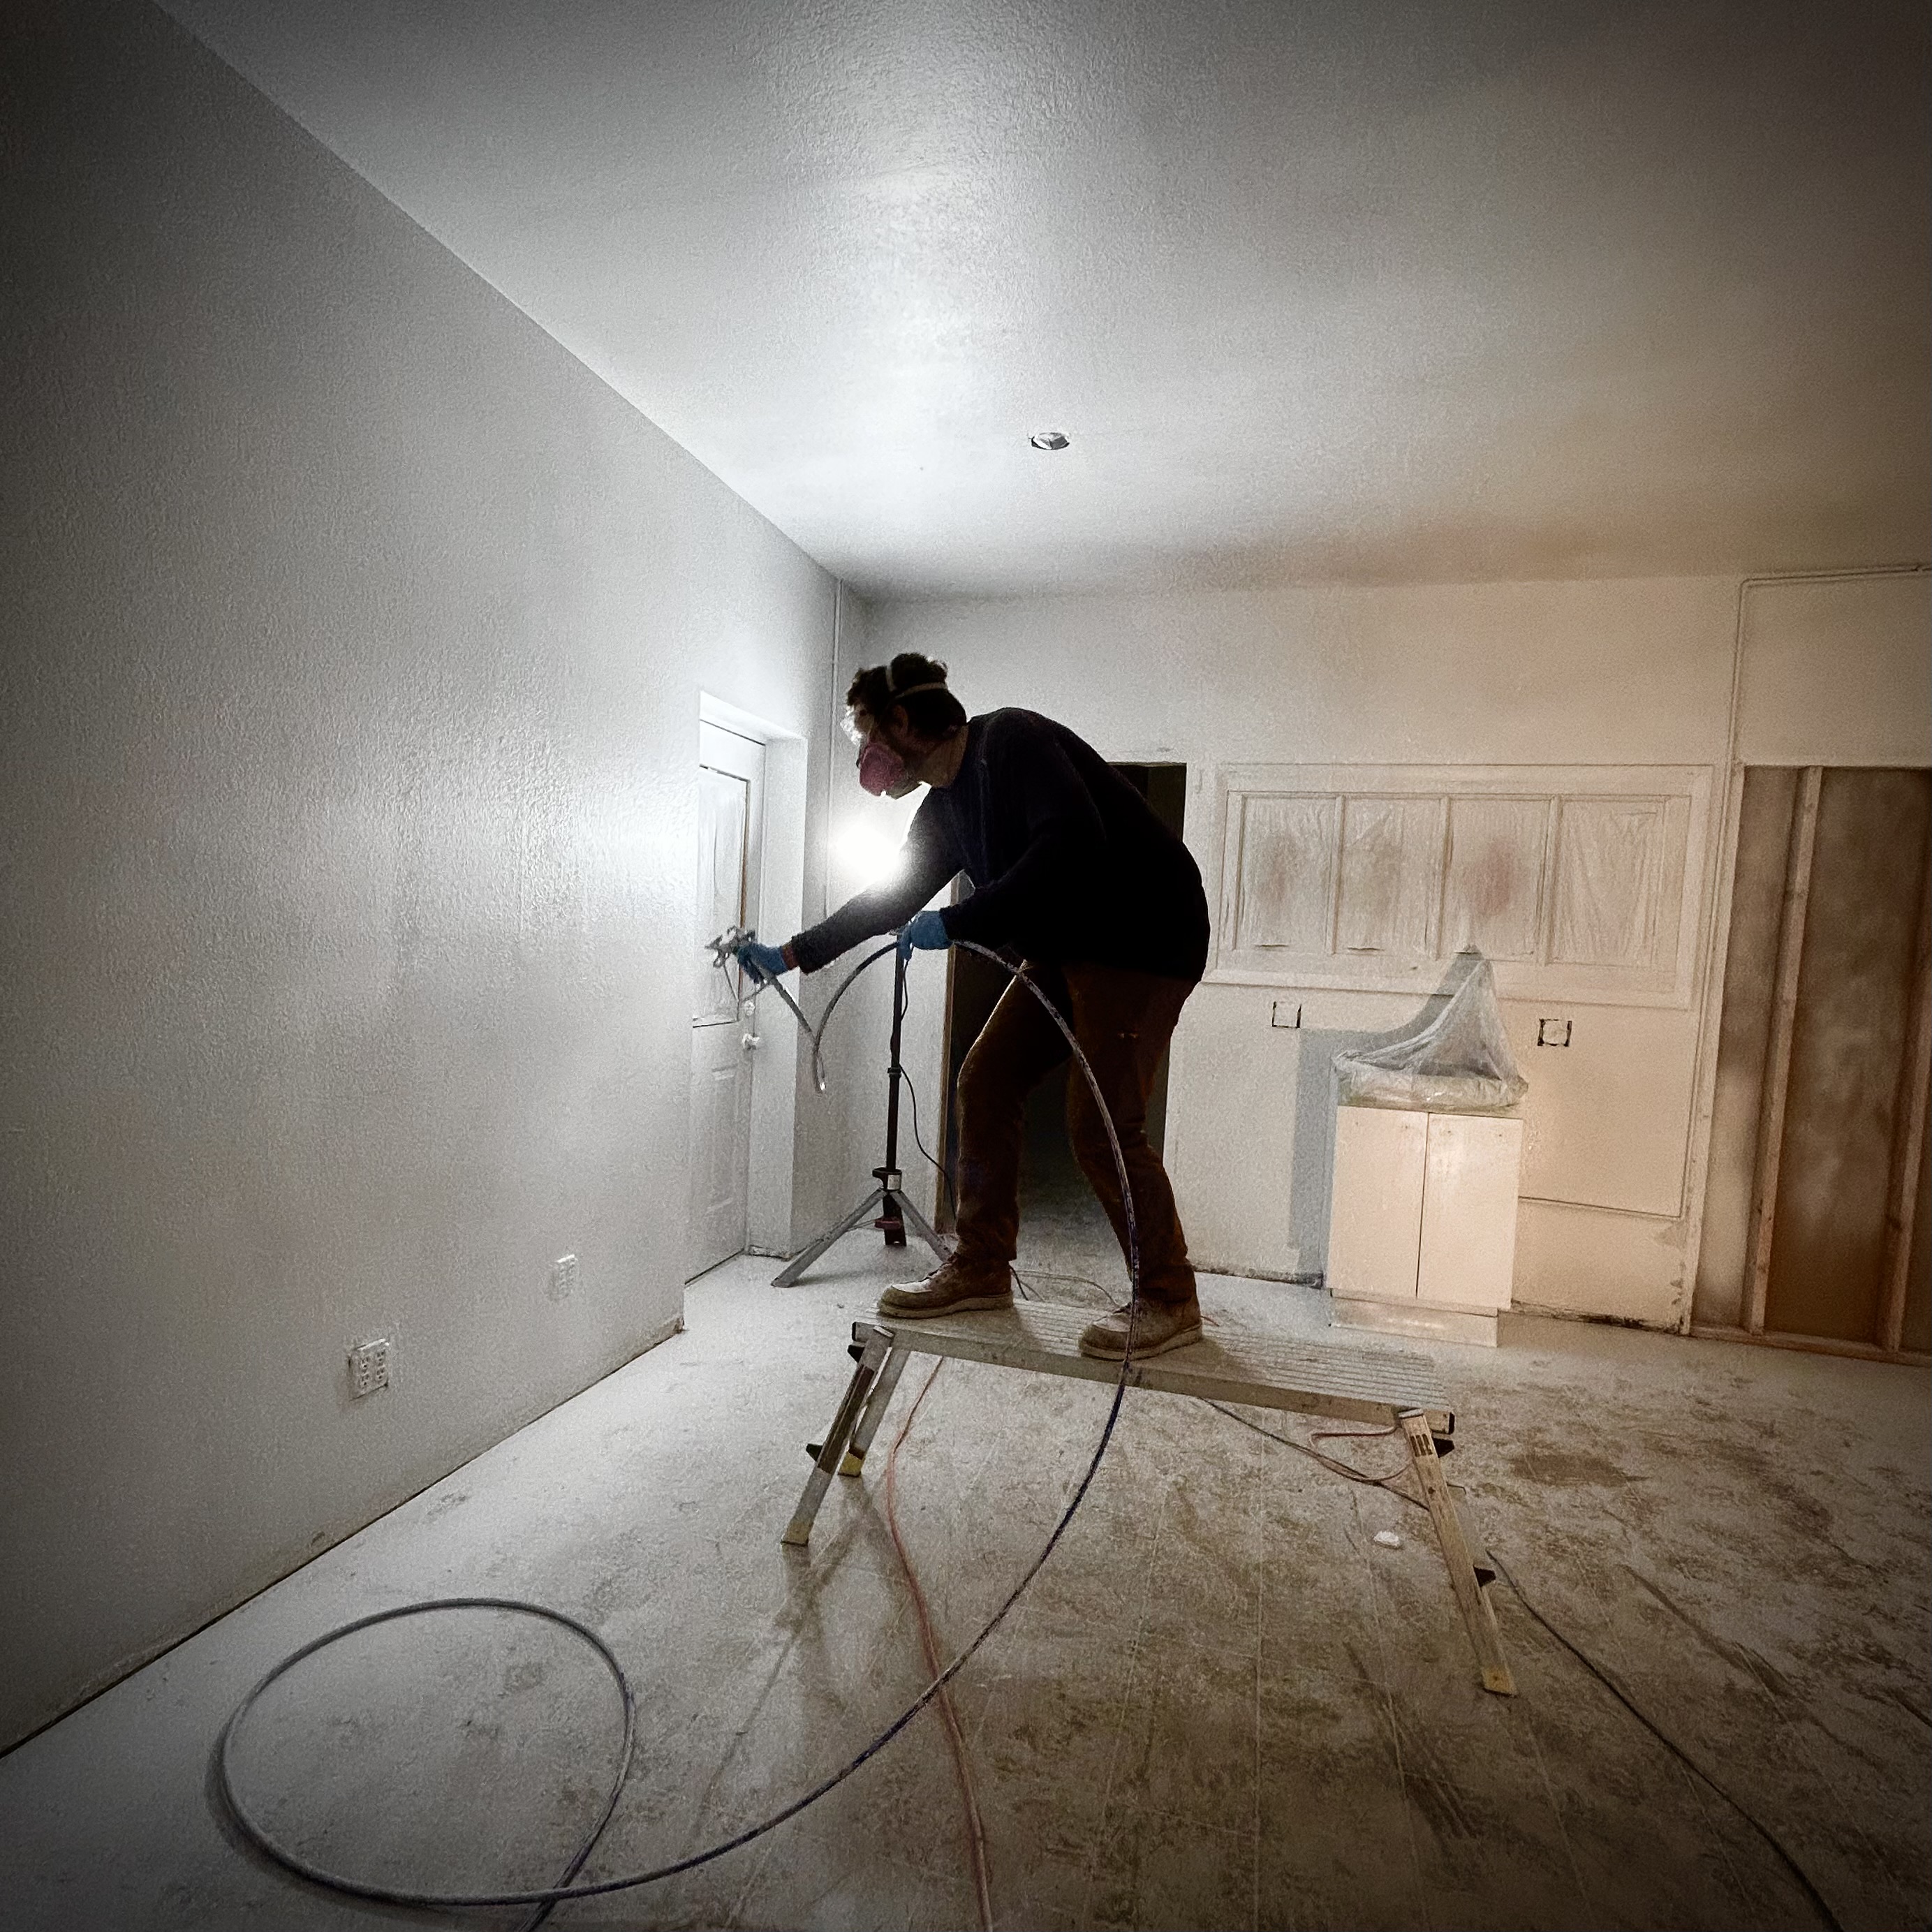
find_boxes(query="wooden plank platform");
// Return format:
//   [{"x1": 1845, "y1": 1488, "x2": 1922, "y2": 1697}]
[
  {"x1": 785, "y1": 1304, "x2": 1513, "y2": 1693},
  {"x1": 873, "y1": 1302, "x2": 1455, "y2": 1434}
]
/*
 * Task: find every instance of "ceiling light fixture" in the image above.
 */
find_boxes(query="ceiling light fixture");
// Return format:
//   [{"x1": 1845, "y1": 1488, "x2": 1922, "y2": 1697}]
[{"x1": 1029, "y1": 430, "x2": 1070, "y2": 451}]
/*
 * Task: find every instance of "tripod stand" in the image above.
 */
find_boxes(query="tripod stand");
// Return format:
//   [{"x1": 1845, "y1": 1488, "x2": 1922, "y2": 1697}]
[{"x1": 772, "y1": 944, "x2": 950, "y2": 1287}]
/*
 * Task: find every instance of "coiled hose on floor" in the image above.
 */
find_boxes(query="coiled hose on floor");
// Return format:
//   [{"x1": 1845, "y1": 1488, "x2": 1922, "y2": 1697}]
[{"x1": 216, "y1": 937, "x2": 1146, "y2": 1921}]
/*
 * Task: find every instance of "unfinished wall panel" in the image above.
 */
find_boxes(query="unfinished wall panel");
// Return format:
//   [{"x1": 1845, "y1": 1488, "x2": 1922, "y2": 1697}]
[
  {"x1": 1693, "y1": 767, "x2": 1799, "y2": 1327},
  {"x1": 1903, "y1": 1103, "x2": 1932, "y2": 1355},
  {"x1": 1698, "y1": 766, "x2": 1931, "y2": 1352},
  {"x1": 1766, "y1": 770, "x2": 1931, "y2": 1341}
]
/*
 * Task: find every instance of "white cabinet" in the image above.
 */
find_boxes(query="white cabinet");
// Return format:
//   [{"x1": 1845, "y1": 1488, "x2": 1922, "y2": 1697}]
[
  {"x1": 1327, "y1": 1107, "x2": 1426, "y2": 1298},
  {"x1": 1328, "y1": 1106, "x2": 1521, "y2": 1345}
]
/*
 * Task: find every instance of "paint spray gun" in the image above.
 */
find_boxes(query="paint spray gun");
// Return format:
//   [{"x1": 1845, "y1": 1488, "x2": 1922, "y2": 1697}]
[
  {"x1": 706, "y1": 923, "x2": 766, "y2": 986},
  {"x1": 703, "y1": 924, "x2": 901, "y2": 1096},
  {"x1": 707, "y1": 924, "x2": 818, "y2": 1061}
]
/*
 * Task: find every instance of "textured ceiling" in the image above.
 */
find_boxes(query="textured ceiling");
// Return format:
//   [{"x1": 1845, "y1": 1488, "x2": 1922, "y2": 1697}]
[{"x1": 160, "y1": 0, "x2": 1929, "y2": 598}]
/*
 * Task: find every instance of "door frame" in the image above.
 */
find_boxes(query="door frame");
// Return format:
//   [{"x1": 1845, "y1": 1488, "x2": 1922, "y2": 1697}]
[
  {"x1": 688, "y1": 720, "x2": 765, "y2": 1278},
  {"x1": 698, "y1": 693, "x2": 810, "y2": 1260}
]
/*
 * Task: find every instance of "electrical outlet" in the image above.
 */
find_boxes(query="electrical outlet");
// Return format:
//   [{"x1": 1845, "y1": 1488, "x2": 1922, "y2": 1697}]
[
  {"x1": 348, "y1": 1336, "x2": 392, "y2": 1399},
  {"x1": 1271, "y1": 1000, "x2": 1301, "y2": 1029},
  {"x1": 551, "y1": 1253, "x2": 580, "y2": 1300}
]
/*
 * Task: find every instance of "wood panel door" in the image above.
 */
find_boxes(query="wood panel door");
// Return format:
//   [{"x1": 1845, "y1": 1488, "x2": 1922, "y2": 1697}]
[{"x1": 686, "y1": 722, "x2": 765, "y2": 1281}]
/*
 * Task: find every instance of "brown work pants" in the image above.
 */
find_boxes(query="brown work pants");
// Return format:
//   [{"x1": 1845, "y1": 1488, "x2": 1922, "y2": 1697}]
[{"x1": 953, "y1": 961, "x2": 1198, "y2": 1307}]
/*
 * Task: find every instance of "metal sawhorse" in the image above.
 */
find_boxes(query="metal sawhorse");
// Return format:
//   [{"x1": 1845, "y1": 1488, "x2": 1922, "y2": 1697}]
[{"x1": 782, "y1": 1301, "x2": 1514, "y2": 1696}]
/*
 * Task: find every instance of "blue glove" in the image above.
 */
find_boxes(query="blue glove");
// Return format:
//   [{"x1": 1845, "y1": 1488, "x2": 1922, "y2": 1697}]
[
  {"x1": 735, "y1": 938, "x2": 789, "y2": 982},
  {"x1": 897, "y1": 909, "x2": 952, "y2": 959}
]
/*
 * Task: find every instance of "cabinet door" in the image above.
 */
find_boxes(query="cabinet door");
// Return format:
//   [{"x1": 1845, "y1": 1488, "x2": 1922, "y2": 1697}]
[
  {"x1": 1327, "y1": 1107, "x2": 1426, "y2": 1301},
  {"x1": 1418, "y1": 1116, "x2": 1523, "y2": 1311}
]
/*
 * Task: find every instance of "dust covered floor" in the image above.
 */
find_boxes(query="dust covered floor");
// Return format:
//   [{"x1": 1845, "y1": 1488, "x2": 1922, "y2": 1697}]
[{"x1": 2, "y1": 1237, "x2": 1927, "y2": 1931}]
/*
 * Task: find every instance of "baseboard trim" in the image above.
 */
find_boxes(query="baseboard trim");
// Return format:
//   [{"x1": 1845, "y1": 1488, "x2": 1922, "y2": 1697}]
[
  {"x1": 1197, "y1": 1262, "x2": 1318, "y2": 1286},
  {"x1": 1689, "y1": 1323, "x2": 1930, "y2": 1367}
]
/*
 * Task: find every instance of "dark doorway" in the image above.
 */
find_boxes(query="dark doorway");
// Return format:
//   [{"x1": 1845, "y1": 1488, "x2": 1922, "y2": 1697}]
[{"x1": 934, "y1": 764, "x2": 1188, "y2": 1288}]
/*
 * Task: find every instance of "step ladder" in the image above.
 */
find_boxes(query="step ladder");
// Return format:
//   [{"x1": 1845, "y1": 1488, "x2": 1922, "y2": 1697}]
[{"x1": 781, "y1": 1302, "x2": 1515, "y2": 1696}]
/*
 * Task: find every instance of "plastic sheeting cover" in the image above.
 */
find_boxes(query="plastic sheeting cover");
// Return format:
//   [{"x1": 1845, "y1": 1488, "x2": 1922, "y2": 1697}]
[{"x1": 1333, "y1": 957, "x2": 1528, "y2": 1114}]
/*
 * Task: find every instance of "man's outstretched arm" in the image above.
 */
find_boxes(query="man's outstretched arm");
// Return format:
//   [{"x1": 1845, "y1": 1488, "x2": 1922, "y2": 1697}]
[{"x1": 783, "y1": 814, "x2": 960, "y2": 973}]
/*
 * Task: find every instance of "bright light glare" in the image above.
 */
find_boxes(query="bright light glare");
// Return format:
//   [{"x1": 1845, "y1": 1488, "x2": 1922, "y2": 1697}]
[{"x1": 836, "y1": 824, "x2": 906, "y2": 887}]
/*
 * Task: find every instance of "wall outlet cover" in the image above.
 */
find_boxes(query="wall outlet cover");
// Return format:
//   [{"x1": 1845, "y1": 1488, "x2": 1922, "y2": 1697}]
[
  {"x1": 348, "y1": 1336, "x2": 392, "y2": 1399},
  {"x1": 551, "y1": 1253, "x2": 580, "y2": 1300}
]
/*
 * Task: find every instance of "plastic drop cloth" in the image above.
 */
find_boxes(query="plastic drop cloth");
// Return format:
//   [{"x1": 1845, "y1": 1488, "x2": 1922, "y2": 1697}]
[{"x1": 1332, "y1": 957, "x2": 1528, "y2": 1114}]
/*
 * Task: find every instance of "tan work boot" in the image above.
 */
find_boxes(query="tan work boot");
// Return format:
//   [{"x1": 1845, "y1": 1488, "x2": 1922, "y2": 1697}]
[
  {"x1": 1078, "y1": 1299, "x2": 1203, "y2": 1359},
  {"x1": 878, "y1": 1258, "x2": 1015, "y2": 1320}
]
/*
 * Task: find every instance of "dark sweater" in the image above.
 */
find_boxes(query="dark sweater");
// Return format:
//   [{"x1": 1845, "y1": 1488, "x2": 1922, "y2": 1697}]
[{"x1": 789, "y1": 709, "x2": 1209, "y2": 982}]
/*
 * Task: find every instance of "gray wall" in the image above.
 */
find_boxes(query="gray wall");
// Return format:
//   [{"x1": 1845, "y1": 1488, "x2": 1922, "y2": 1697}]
[{"x1": 0, "y1": 0, "x2": 839, "y2": 1748}]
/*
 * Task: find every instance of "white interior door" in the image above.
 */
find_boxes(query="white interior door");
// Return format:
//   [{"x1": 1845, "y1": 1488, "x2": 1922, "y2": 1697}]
[{"x1": 687, "y1": 721, "x2": 765, "y2": 1280}]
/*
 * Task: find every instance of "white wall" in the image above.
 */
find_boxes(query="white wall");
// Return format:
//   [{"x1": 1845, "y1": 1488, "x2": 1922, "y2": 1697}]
[
  {"x1": 0, "y1": 0, "x2": 840, "y2": 1748},
  {"x1": 868, "y1": 578, "x2": 1746, "y2": 1325},
  {"x1": 1736, "y1": 571, "x2": 1931, "y2": 766}
]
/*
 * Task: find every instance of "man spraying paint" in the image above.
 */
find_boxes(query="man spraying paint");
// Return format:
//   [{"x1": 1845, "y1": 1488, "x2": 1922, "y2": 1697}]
[{"x1": 737, "y1": 654, "x2": 1211, "y2": 1359}]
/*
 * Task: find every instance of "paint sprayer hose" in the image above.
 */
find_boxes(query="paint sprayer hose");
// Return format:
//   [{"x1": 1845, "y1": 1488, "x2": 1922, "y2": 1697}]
[
  {"x1": 215, "y1": 938, "x2": 1144, "y2": 1917},
  {"x1": 732, "y1": 932, "x2": 900, "y2": 1096}
]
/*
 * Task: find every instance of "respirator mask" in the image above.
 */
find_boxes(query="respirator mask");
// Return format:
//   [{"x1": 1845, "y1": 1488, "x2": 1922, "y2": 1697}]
[
  {"x1": 857, "y1": 739, "x2": 914, "y2": 798},
  {"x1": 850, "y1": 678, "x2": 950, "y2": 799}
]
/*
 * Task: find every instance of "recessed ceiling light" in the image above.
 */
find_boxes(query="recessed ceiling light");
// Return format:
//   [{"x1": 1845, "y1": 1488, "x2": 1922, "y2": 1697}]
[{"x1": 1029, "y1": 430, "x2": 1070, "y2": 451}]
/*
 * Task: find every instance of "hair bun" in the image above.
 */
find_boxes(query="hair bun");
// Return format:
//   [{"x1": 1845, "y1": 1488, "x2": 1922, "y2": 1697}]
[{"x1": 886, "y1": 654, "x2": 948, "y2": 698}]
